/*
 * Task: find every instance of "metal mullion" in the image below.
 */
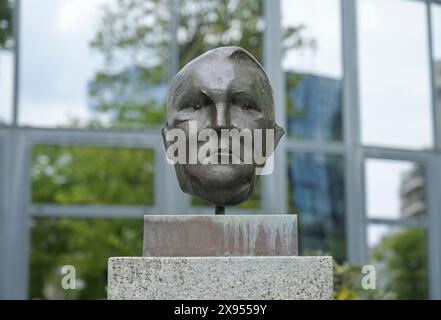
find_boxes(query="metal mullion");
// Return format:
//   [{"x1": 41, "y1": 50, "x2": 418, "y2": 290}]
[
  {"x1": 367, "y1": 217, "x2": 428, "y2": 228},
  {"x1": 362, "y1": 146, "x2": 431, "y2": 163},
  {"x1": 285, "y1": 139, "x2": 345, "y2": 155},
  {"x1": 0, "y1": 0, "x2": 30, "y2": 299},
  {"x1": 29, "y1": 204, "x2": 156, "y2": 219},
  {"x1": 427, "y1": 153, "x2": 441, "y2": 299},
  {"x1": 25, "y1": 127, "x2": 162, "y2": 148},
  {"x1": 156, "y1": 0, "x2": 189, "y2": 215},
  {"x1": 1, "y1": 129, "x2": 31, "y2": 299},
  {"x1": 426, "y1": 0, "x2": 441, "y2": 299},
  {"x1": 12, "y1": 0, "x2": 20, "y2": 128},
  {"x1": 342, "y1": 0, "x2": 367, "y2": 265},
  {"x1": 263, "y1": 0, "x2": 288, "y2": 215},
  {"x1": 169, "y1": 0, "x2": 179, "y2": 77},
  {"x1": 427, "y1": 2, "x2": 441, "y2": 151}
]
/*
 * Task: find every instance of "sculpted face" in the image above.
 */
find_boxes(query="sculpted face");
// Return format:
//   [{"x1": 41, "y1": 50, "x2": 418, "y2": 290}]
[{"x1": 162, "y1": 46, "x2": 284, "y2": 207}]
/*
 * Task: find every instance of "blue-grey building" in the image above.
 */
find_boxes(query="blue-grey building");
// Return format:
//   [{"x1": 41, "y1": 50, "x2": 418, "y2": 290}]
[{"x1": 287, "y1": 73, "x2": 345, "y2": 261}]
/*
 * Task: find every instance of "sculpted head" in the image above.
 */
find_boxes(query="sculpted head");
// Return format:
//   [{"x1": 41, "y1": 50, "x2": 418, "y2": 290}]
[{"x1": 162, "y1": 46, "x2": 284, "y2": 207}]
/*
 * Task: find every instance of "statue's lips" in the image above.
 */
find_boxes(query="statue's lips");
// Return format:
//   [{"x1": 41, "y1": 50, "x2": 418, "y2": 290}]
[
  {"x1": 185, "y1": 149, "x2": 255, "y2": 188},
  {"x1": 193, "y1": 166, "x2": 253, "y2": 187},
  {"x1": 200, "y1": 148, "x2": 243, "y2": 165}
]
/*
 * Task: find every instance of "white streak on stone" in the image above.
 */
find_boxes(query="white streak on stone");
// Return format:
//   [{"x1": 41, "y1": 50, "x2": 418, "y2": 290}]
[{"x1": 222, "y1": 216, "x2": 295, "y2": 255}]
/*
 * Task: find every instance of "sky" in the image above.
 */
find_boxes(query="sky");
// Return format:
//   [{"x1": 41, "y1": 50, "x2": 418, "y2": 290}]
[
  {"x1": 282, "y1": 0, "x2": 342, "y2": 78},
  {"x1": 358, "y1": 0, "x2": 433, "y2": 150},
  {"x1": 365, "y1": 158, "x2": 415, "y2": 219},
  {"x1": 433, "y1": 5, "x2": 441, "y2": 60},
  {"x1": 0, "y1": 50, "x2": 13, "y2": 123},
  {"x1": 17, "y1": 0, "x2": 107, "y2": 126},
  {"x1": 1, "y1": 0, "x2": 439, "y2": 249}
]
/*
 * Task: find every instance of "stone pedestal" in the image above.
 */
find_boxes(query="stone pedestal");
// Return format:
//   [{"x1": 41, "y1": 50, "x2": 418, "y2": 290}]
[
  {"x1": 108, "y1": 215, "x2": 333, "y2": 300},
  {"x1": 108, "y1": 256, "x2": 333, "y2": 300}
]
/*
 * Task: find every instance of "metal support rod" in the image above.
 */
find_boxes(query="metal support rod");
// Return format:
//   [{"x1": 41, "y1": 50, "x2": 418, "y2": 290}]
[{"x1": 215, "y1": 205, "x2": 225, "y2": 215}]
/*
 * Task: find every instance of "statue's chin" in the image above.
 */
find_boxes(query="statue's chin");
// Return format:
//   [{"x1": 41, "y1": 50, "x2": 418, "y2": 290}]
[{"x1": 179, "y1": 163, "x2": 256, "y2": 206}]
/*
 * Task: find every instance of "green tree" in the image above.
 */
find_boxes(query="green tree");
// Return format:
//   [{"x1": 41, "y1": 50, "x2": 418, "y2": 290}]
[
  {"x1": 87, "y1": 0, "x2": 310, "y2": 126},
  {"x1": 372, "y1": 228, "x2": 428, "y2": 299},
  {"x1": 30, "y1": 146, "x2": 154, "y2": 299},
  {"x1": 0, "y1": 0, "x2": 12, "y2": 49}
]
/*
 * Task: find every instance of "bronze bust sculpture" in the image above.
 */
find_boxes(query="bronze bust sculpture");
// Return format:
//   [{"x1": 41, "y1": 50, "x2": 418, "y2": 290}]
[{"x1": 162, "y1": 46, "x2": 284, "y2": 214}]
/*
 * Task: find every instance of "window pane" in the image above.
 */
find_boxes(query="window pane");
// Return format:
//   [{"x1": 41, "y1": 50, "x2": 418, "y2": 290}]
[
  {"x1": 282, "y1": 0, "x2": 343, "y2": 141},
  {"x1": 367, "y1": 224, "x2": 428, "y2": 299},
  {"x1": 365, "y1": 159, "x2": 426, "y2": 220},
  {"x1": 178, "y1": 0, "x2": 264, "y2": 66},
  {"x1": 358, "y1": 0, "x2": 433, "y2": 149},
  {"x1": 30, "y1": 217, "x2": 142, "y2": 299},
  {"x1": 433, "y1": 4, "x2": 441, "y2": 60},
  {"x1": 32, "y1": 145, "x2": 155, "y2": 205},
  {"x1": 288, "y1": 153, "x2": 345, "y2": 262},
  {"x1": 0, "y1": 0, "x2": 14, "y2": 125},
  {"x1": 19, "y1": 0, "x2": 169, "y2": 128}
]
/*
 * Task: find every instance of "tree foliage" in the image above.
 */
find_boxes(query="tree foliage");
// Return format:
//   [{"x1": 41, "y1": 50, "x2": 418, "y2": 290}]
[
  {"x1": 0, "y1": 0, "x2": 12, "y2": 49},
  {"x1": 372, "y1": 228, "x2": 428, "y2": 299}
]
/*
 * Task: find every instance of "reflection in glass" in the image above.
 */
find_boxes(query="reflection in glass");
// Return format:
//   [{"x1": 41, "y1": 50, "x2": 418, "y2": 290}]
[
  {"x1": 432, "y1": 4, "x2": 441, "y2": 135},
  {"x1": 286, "y1": 74, "x2": 342, "y2": 140},
  {"x1": 367, "y1": 224, "x2": 428, "y2": 299},
  {"x1": 282, "y1": 0, "x2": 342, "y2": 141},
  {"x1": 365, "y1": 159, "x2": 426, "y2": 220},
  {"x1": 358, "y1": 0, "x2": 433, "y2": 149},
  {"x1": 19, "y1": 0, "x2": 169, "y2": 128},
  {"x1": 30, "y1": 217, "x2": 142, "y2": 299},
  {"x1": 0, "y1": 0, "x2": 14, "y2": 125},
  {"x1": 288, "y1": 153, "x2": 345, "y2": 262},
  {"x1": 0, "y1": 49, "x2": 13, "y2": 125},
  {"x1": 178, "y1": 0, "x2": 264, "y2": 66},
  {"x1": 32, "y1": 145, "x2": 155, "y2": 205}
]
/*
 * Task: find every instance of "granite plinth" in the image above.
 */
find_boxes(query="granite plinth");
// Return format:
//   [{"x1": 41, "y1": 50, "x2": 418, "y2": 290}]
[{"x1": 108, "y1": 256, "x2": 333, "y2": 300}]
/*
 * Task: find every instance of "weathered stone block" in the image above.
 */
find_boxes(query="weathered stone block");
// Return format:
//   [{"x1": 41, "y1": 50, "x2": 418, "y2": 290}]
[
  {"x1": 143, "y1": 215, "x2": 297, "y2": 257},
  {"x1": 108, "y1": 256, "x2": 333, "y2": 300}
]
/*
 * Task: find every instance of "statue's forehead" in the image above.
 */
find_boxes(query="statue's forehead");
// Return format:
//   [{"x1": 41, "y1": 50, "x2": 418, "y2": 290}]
[{"x1": 184, "y1": 59, "x2": 260, "y2": 93}]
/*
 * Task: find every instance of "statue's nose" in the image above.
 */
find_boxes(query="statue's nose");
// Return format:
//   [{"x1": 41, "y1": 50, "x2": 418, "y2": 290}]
[{"x1": 212, "y1": 103, "x2": 230, "y2": 129}]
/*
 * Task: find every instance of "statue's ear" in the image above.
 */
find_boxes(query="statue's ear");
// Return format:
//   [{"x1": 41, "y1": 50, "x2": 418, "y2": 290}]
[
  {"x1": 273, "y1": 123, "x2": 284, "y2": 149},
  {"x1": 161, "y1": 124, "x2": 172, "y2": 150}
]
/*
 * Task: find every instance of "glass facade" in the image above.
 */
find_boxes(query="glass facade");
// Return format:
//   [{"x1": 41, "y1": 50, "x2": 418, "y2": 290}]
[
  {"x1": 282, "y1": 0, "x2": 343, "y2": 141},
  {"x1": 179, "y1": 0, "x2": 264, "y2": 66},
  {"x1": 287, "y1": 74, "x2": 342, "y2": 141},
  {"x1": 358, "y1": 0, "x2": 433, "y2": 150},
  {"x1": 288, "y1": 153, "x2": 345, "y2": 261},
  {"x1": 1, "y1": 0, "x2": 441, "y2": 300},
  {"x1": 367, "y1": 225, "x2": 428, "y2": 299},
  {"x1": 0, "y1": 0, "x2": 13, "y2": 125},
  {"x1": 31, "y1": 145, "x2": 155, "y2": 205},
  {"x1": 19, "y1": 0, "x2": 170, "y2": 128},
  {"x1": 365, "y1": 159, "x2": 426, "y2": 220}
]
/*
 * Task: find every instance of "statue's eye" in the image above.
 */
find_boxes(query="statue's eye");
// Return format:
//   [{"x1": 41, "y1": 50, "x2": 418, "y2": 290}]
[
  {"x1": 242, "y1": 103, "x2": 253, "y2": 111},
  {"x1": 193, "y1": 104, "x2": 201, "y2": 110}
]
